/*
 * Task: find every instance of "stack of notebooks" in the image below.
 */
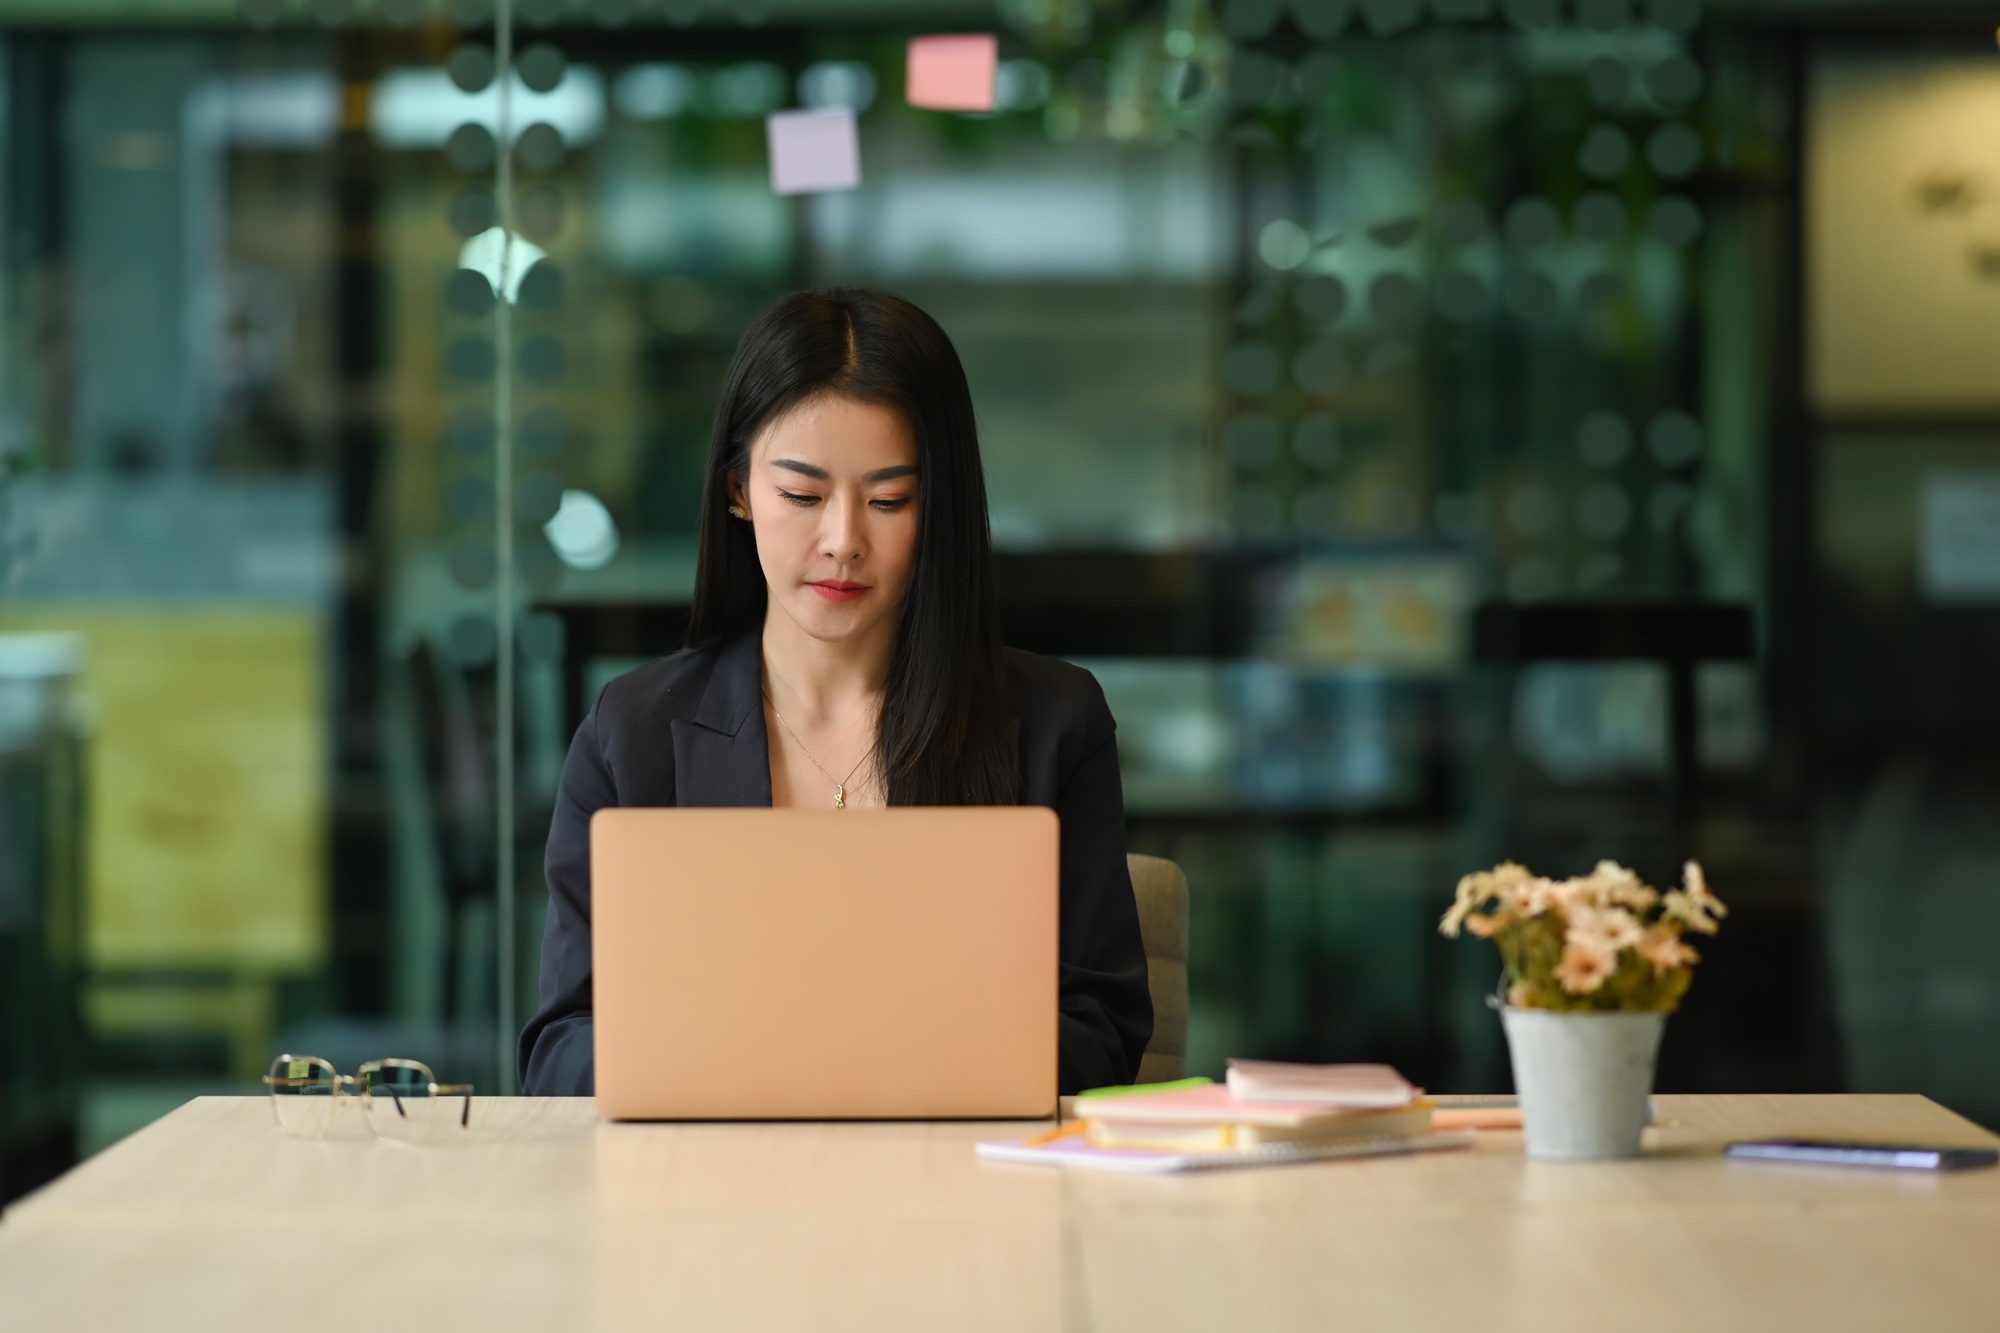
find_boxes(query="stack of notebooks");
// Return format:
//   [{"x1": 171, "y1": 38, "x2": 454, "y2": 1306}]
[{"x1": 978, "y1": 1061, "x2": 1478, "y2": 1174}]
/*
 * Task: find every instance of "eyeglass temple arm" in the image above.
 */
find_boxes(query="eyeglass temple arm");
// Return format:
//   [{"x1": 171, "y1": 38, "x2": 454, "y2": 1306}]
[{"x1": 430, "y1": 1083, "x2": 475, "y2": 1128}]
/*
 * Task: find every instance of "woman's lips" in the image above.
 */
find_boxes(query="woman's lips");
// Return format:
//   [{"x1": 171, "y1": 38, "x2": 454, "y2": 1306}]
[{"x1": 808, "y1": 581, "x2": 868, "y2": 603}]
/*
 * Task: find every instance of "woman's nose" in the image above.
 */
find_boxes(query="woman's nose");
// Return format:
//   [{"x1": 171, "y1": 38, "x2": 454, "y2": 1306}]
[{"x1": 821, "y1": 494, "x2": 866, "y2": 562}]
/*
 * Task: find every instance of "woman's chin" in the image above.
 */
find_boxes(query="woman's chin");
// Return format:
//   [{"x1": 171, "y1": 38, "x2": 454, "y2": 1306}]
[{"x1": 779, "y1": 594, "x2": 893, "y2": 645}]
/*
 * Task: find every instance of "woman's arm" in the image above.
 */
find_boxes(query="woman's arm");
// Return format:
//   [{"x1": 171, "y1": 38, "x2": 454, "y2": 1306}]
[
  {"x1": 516, "y1": 698, "x2": 618, "y2": 1095},
  {"x1": 1053, "y1": 679, "x2": 1155, "y2": 1093}
]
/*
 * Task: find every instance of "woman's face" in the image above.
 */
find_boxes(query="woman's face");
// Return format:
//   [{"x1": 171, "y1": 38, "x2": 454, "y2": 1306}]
[{"x1": 728, "y1": 394, "x2": 921, "y2": 650}]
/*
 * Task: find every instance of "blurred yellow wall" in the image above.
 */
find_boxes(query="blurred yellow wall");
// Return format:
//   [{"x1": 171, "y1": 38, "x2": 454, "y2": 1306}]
[
  {"x1": 0, "y1": 606, "x2": 327, "y2": 974},
  {"x1": 1810, "y1": 52, "x2": 2000, "y2": 413}
]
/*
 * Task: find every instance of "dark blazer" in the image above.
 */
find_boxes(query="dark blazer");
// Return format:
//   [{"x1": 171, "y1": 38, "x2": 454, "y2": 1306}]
[{"x1": 518, "y1": 630, "x2": 1155, "y2": 1097}]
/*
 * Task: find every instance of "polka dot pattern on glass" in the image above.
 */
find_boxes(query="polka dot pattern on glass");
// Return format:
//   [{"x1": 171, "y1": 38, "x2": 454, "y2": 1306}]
[
  {"x1": 1361, "y1": 0, "x2": 1422, "y2": 38},
  {"x1": 519, "y1": 333, "x2": 567, "y2": 384},
  {"x1": 1647, "y1": 123, "x2": 1702, "y2": 179},
  {"x1": 1225, "y1": 413, "x2": 1282, "y2": 470},
  {"x1": 520, "y1": 407, "x2": 565, "y2": 459},
  {"x1": 1577, "y1": 482, "x2": 1633, "y2": 539},
  {"x1": 1504, "y1": 196, "x2": 1561, "y2": 248},
  {"x1": 1223, "y1": 341, "x2": 1283, "y2": 397},
  {"x1": 1436, "y1": 198, "x2": 1487, "y2": 247},
  {"x1": 518, "y1": 43, "x2": 568, "y2": 94},
  {"x1": 445, "y1": 123, "x2": 497, "y2": 174},
  {"x1": 1648, "y1": 0, "x2": 1703, "y2": 36},
  {"x1": 1586, "y1": 56, "x2": 1630, "y2": 107},
  {"x1": 517, "y1": 472, "x2": 566, "y2": 525},
  {"x1": 1574, "y1": 192, "x2": 1628, "y2": 243},
  {"x1": 1435, "y1": 269, "x2": 1491, "y2": 323},
  {"x1": 1368, "y1": 272, "x2": 1424, "y2": 330},
  {"x1": 1295, "y1": 274, "x2": 1349, "y2": 325},
  {"x1": 516, "y1": 123, "x2": 567, "y2": 174},
  {"x1": 1293, "y1": 0, "x2": 1353, "y2": 41},
  {"x1": 1576, "y1": 0, "x2": 1631, "y2": 32},
  {"x1": 1648, "y1": 55, "x2": 1703, "y2": 107},
  {"x1": 1578, "y1": 123, "x2": 1634, "y2": 180},
  {"x1": 446, "y1": 336, "x2": 497, "y2": 382},
  {"x1": 1502, "y1": 0, "x2": 1560, "y2": 29},
  {"x1": 446, "y1": 44, "x2": 496, "y2": 93},
  {"x1": 1294, "y1": 339, "x2": 1352, "y2": 395},
  {"x1": 1649, "y1": 196, "x2": 1703, "y2": 247},
  {"x1": 1294, "y1": 412, "x2": 1341, "y2": 469},
  {"x1": 449, "y1": 613, "x2": 498, "y2": 665},
  {"x1": 446, "y1": 268, "x2": 496, "y2": 317},
  {"x1": 1577, "y1": 412, "x2": 1633, "y2": 467},
  {"x1": 517, "y1": 260, "x2": 564, "y2": 311},
  {"x1": 1647, "y1": 411, "x2": 1705, "y2": 468},
  {"x1": 1504, "y1": 271, "x2": 1560, "y2": 323},
  {"x1": 448, "y1": 406, "x2": 497, "y2": 457},
  {"x1": 1220, "y1": 0, "x2": 1284, "y2": 41}
]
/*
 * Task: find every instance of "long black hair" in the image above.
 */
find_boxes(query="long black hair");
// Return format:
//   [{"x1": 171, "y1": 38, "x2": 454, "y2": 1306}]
[{"x1": 686, "y1": 288, "x2": 1016, "y2": 806}]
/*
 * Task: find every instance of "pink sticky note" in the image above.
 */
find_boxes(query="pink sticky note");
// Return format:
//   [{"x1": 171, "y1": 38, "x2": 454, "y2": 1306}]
[
  {"x1": 906, "y1": 34, "x2": 997, "y2": 112},
  {"x1": 765, "y1": 108, "x2": 860, "y2": 195}
]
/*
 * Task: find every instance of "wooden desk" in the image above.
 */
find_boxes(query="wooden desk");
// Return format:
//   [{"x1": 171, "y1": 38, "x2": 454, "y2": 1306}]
[{"x1": 2, "y1": 1095, "x2": 1997, "y2": 1332}]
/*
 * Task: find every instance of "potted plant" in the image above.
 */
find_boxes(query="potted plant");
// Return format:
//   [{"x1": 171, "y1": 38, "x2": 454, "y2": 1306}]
[{"x1": 1440, "y1": 859, "x2": 1727, "y2": 1160}]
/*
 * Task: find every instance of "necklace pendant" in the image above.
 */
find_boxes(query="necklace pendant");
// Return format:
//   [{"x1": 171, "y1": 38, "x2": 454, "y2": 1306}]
[{"x1": 834, "y1": 785, "x2": 845, "y2": 810}]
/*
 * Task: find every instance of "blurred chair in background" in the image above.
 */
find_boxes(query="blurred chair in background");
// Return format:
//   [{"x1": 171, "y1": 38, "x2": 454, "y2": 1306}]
[
  {"x1": 0, "y1": 634, "x2": 87, "y2": 1204},
  {"x1": 1128, "y1": 853, "x2": 1188, "y2": 1084},
  {"x1": 287, "y1": 635, "x2": 503, "y2": 1094}
]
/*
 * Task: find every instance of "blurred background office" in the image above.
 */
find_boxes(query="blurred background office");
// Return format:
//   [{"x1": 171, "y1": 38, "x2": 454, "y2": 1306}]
[{"x1": 4, "y1": 0, "x2": 1997, "y2": 1202}]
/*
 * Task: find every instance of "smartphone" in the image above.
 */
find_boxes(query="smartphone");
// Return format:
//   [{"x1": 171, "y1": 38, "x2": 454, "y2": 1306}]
[{"x1": 1726, "y1": 1138, "x2": 1999, "y2": 1172}]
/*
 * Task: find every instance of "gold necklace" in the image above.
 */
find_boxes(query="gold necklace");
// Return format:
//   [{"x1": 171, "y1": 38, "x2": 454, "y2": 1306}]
[{"x1": 765, "y1": 693, "x2": 872, "y2": 809}]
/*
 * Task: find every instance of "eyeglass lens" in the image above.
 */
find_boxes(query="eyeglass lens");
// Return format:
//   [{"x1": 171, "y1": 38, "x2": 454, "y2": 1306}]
[
  {"x1": 266, "y1": 1056, "x2": 339, "y2": 1139},
  {"x1": 362, "y1": 1061, "x2": 467, "y2": 1144}
]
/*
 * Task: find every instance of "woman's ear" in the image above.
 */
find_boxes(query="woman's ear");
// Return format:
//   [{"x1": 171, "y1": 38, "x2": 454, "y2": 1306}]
[{"x1": 725, "y1": 471, "x2": 749, "y2": 520}]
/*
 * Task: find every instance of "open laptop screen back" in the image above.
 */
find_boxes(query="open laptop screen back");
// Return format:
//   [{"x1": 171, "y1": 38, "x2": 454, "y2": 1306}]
[{"x1": 590, "y1": 807, "x2": 1059, "y2": 1120}]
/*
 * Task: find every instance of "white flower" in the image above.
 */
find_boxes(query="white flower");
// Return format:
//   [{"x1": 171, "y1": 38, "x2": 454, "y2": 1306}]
[
  {"x1": 1579, "y1": 860, "x2": 1660, "y2": 911},
  {"x1": 1441, "y1": 862, "x2": 1535, "y2": 937},
  {"x1": 1637, "y1": 926, "x2": 1699, "y2": 976},
  {"x1": 1568, "y1": 904, "x2": 1643, "y2": 953},
  {"x1": 1515, "y1": 875, "x2": 1567, "y2": 918},
  {"x1": 1684, "y1": 861, "x2": 1727, "y2": 919},
  {"x1": 1555, "y1": 935, "x2": 1617, "y2": 995}
]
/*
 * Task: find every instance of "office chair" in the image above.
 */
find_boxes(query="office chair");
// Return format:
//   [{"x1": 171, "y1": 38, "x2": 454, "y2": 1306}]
[{"x1": 1127, "y1": 854, "x2": 1189, "y2": 1083}]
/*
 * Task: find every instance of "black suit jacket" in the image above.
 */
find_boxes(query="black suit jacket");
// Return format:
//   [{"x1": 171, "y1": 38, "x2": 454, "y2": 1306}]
[{"x1": 517, "y1": 630, "x2": 1155, "y2": 1097}]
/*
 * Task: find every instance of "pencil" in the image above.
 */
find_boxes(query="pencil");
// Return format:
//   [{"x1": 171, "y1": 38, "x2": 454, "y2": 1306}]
[{"x1": 1022, "y1": 1121, "x2": 1087, "y2": 1147}]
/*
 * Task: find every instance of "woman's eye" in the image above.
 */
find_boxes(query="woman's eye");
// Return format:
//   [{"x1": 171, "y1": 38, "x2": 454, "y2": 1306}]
[
  {"x1": 870, "y1": 496, "x2": 913, "y2": 512},
  {"x1": 776, "y1": 489, "x2": 821, "y2": 507}
]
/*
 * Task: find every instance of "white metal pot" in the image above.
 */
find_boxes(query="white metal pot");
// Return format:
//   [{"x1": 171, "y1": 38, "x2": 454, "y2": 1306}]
[{"x1": 1501, "y1": 1006, "x2": 1667, "y2": 1161}]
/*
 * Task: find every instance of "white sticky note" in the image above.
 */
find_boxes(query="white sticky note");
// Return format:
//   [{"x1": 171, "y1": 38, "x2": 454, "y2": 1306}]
[
  {"x1": 766, "y1": 107, "x2": 860, "y2": 195},
  {"x1": 906, "y1": 34, "x2": 998, "y2": 112}
]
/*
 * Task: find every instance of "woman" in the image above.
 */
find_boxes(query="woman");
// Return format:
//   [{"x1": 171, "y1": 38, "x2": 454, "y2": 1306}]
[{"x1": 519, "y1": 288, "x2": 1154, "y2": 1097}]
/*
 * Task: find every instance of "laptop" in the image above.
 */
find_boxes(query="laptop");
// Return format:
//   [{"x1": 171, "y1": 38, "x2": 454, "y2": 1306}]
[{"x1": 590, "y1": 806, "x2": 1060, "y2": 1120}]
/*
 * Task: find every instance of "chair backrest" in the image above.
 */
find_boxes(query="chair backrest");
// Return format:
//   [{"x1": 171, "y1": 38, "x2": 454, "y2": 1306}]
[{"x1": 1126, "y1": 854, "x2": 1189, "y2": 1084}]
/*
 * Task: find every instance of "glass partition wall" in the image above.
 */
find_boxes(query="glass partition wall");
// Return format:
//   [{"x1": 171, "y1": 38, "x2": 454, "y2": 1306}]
[{"x1": 3, "y1": 0, "x2": 1999, "y2": 1196}]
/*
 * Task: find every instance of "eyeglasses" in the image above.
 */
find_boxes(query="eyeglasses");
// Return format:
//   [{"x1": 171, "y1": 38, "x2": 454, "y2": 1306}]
[{"x1": 263, "y1": 1054, "x2": 474, "y2": 1144}]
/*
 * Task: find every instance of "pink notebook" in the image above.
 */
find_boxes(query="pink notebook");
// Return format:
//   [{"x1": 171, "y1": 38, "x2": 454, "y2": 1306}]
[
  {"x1": 1224, "y1": 1060, "x2": 1421, "y2": 1108},
  {"x1": 977, "y1": 1131, "x2": 1474, "y2": 1174},
  {"x1": 1078, "y1": 1083, "x2": 1396, "y2": 1129}
]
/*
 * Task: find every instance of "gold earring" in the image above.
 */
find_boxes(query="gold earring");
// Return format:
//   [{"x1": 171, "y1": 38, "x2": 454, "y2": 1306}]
[{"x1": 727, "y1": 503, "x2": 748, "y2": 520}]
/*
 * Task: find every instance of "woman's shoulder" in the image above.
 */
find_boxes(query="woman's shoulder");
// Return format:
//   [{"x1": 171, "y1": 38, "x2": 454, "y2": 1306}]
[
  {"x1": 591, "y1": 640, "x2": 730, "y2": 727},
  {"x1": 1001, "y1": 647, "x2": 1113, "y2": 735}
]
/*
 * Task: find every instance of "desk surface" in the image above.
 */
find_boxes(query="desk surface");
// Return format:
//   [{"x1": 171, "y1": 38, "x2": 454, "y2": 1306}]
[{"x1": 3, "y1": 1094, "x2": 1997, "y2": 1332}]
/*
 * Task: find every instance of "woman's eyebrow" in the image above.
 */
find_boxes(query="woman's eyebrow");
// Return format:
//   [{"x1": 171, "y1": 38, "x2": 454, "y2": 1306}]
[{"x1": 768, "y1": 459, "x2": 918, "y2": 483}]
